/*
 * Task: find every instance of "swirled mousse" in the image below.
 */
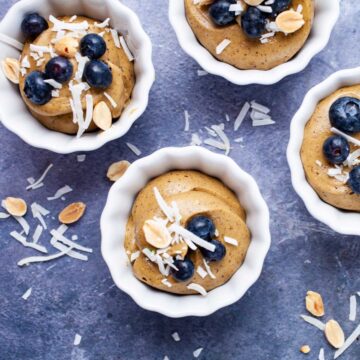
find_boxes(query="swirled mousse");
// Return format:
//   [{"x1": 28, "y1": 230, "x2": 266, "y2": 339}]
[
  {"x1": 184, "y1": 0, "x2": 314, "y2": 70},
  {"x1": 124, "y1": 170, "x2": 251, "y2": 296},
  {"x1": 10, "y1": 13, "x2": 134, "y2": 136},
  {"x1": 301, "y1": 86, "x2": 360, "y2": 211}
]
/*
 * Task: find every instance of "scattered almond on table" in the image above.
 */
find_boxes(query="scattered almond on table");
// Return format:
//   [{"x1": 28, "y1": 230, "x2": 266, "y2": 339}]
[
  {"x1": 305, "y1": 291, "x2": 325, "y2": 317},
  {"x1": 107, "y1": 160, "x2": 130, "y2": 182},
  {"x1": 276, "y1": 9, "x2": 305, "y2": 34},
  {"x1": 58, "y1": 202, "x2": 86, "y2": 224},
  {"x1": 300, "y1": 345, "x2": 311, "y2": 354},
  {"x1": 324, "y1": 319, "x2": 345, "y2": 349},
  {"x1": 3, "y1": 197, "x2": 27, "y2": 216}
]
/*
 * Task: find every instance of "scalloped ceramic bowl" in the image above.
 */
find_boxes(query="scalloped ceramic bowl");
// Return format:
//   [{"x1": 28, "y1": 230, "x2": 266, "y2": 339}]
[
  {"x1": 0, "y1": 0, "x2": 154, "y2": 153},
  {"x1": 168, "y1": 0, "x2": 339, "y2": 85},
  {"x1": 101, "y1": 146, "x2": 271, "y2": 317},
  {"x1": 287, "y1": 67, "x2": 360, "y2": 236}
]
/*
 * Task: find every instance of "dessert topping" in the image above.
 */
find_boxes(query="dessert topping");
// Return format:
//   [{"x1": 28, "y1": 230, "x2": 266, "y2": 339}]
[
  {"x1": 305, "y1": 291, "x2": 325, "y2": 317},
  {"x1": 143, "y1": 219, "x2": 173, "y2": 249},
  {"x1": 93, "y1": 101, "x2": 113, "y2": 131},
  {"x1": 54, "y1": 37, "x2": 79, "y2": 58},
  {"x1": 1, "y1": 58, "x2": 20, "y2": 84},
  {"x1": 275, "y1": 9, "x2": 304, "y2": 34}
]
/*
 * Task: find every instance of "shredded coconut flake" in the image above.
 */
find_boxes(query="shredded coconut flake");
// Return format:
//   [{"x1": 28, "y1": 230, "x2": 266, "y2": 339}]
[
  {"x1": 349, "y1": 295, "x2": 357, "y2": 322},
  {"x1": 334, "y1": 324, "x2": 360, "y2": 359},
  {"x1": 300, "y1": 315, "x2": 325, "y2": 331},
  {"x1": 119, "y1": 36, "x2": 134, "y2": 61},
  {"x1": 22, "y1": 288, "x2": 32, "y2": 300},
  {"x1": 110, "y1": 29, "x2": 121, "y2": 48},
  {"x1": 0, "y1": 212, "x2": 10, "y2": 219},
  {"x1": 104, "y1": 92, "x2": 117, "y2": 108},
  {"x1": 95, "y1": 18, "x2": 110, "y2": 28},
  {"x1": 126, "y1": 142, "x2": 142, "y2": 156},
  {"x1": 203, "y1": 259, "x2": 216, "y2": 279},
  {"x1": 171, "y1": 332, "x2": 181, "y2": 342},
  {"x1": 0, "y1": 33, "x2": 23, "y2": 51},
  {"x1": 197, "y1": 69, "x2": 208, "y2": 76},
  {"x1": 234, "y1": 102, "x2": 250, "y2": 131},
  {"x1": 74, "y1": 334, "x2": 82, "y2": 346},
  {"x1": 32, "y1": 225, "x2": 43, "y2": 244},
  {"x1": 318, "y1": 348, "x2": 325, "y2": 360},
  {"x1": 130, "y1": 251, "x2": 140, "y2": 262},
  {"x1": 216, "y1": 39, "x2": 231, "y2": 55},
  {"x1": 49, "y1": 15, "x2": 89, "y2": 32},
  {"x1": 331, "y1": 127, "x2": 360, "y2": 147},
  {"x1": 187, "y1": 283, "x2": 207, "y2": 296},
  {"x1": 184, "y1": 110, "x2": 190, "y2": 132},
  {"x1": 17, "y1": 246, "x2": 73, "y2": 267},
  {"x1": 224, "y1": 236, "x2": 238, "y2": 246},
  {"x1": 77, "y1": 154, "x2": 86, "y2": 162},
  {"x1": 10, "y1": 231, "x2": 47, "y2": 253},
  {"x1": 44, "y1": 79, "x2": 62, "y2": 89},
  {"x1": 196, "y1": 265, "x2": 208, "y2": 279},
  {"x1": 193, "y1": 347, "x2": 204, "y2": 358},
  {"x1": 26, "y1": 164, "x2": 53, "y2": 190},
  {"x1": 47, "y1": 185, "x2": 73, "y2": 201}
]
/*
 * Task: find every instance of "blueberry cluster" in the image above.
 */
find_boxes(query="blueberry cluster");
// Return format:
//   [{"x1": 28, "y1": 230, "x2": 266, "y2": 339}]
[
  {"x1": 170, "y1": 215, "x2": 226, "y2": 282},
  {"x1": 21, "y1": 13, "x2": 113, "y2": 105},
  {"x1": 208, "y1": 0, "x2": 291, "y2": 38},
  {"x1": 323, "y1": 97, "x2": 360, "y2": 194}
]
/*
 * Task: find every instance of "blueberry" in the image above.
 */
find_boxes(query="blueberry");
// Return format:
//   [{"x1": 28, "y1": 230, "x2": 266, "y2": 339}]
[
  {"x1": 270, "y1": 0, "x2": 291, "y2": 14},
  {"x1": 21, "y1": 13, "x2": 48, "y2": 40},
  {"x1": 329, "y1": 97, "x2": 360, "y2": 133},
  {"x1": 201, "y1": 239, "x2": 226, "y2": 262},
  {"x1": 186, "y1": 215, "x2": 216, "y2": 241},
  {"x1": 45, "y1": 56, "x2": 73, "y2": 83},
  {"x1": 209, "y1": 0, "x2": 236, "y2": 26},
  {"x1": 241, "y1": 7, "x2": 266, "y2": 38},
  {"x1": 83, "y1": 60, "x2": 112, "y2": 89},
  {"x1": 348, "y1": 166, "x2": 360, "y2": 194},
  {"x1": 24, "y1": 71, "x2": 52, "y2": 105},
  {"x1": 171, "y1": 259, "x2": 195, "y2": 282},
  {"x1": 80, "y1": 34, "x2": 107, "y2": 59},
  {"x1": 322, "y1": 136, "x2": 350, "y2": 165}
]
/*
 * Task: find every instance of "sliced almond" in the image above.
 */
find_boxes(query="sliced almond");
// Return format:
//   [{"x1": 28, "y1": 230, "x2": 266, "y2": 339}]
[
  {"x1": 107, "y1": 160, "x2": 131, "y2": 182},
  {"x1": 324, "y1": 320, "x2": 345, "y2": 349},
  {"x1": 58, "y1": 202, "x2": 86, "y2": 224},
  {"x1": 306, "y1": 291, "x2": 325, "y2": 317},
  {"x1": 4, "y1": 197, "x2": 27, "y2": 217},
  {"x1": 93, "y1": 101, "x2": 112, "y2": 131},
  {"x1": 143, "y1": 219, "x2": 172, "y2": 249},
  {"x1": 1, "y1": 58, "x2": 20, "y2": 84},
  {"x1": 167, "y1": 242, "x2": 188, "y2": 259},
  {"x1": 244, "y1": 0, "x2": 263, "y2": 5},
  {"x1": 275, "y1": 9, "x2": 305, "y2": 34},
  {"x1": 54, "y1": 37, "x2": 79, "y2": 58},
  {"x1": 300, "y1": 345, "x2": 311, "y2": 354}
]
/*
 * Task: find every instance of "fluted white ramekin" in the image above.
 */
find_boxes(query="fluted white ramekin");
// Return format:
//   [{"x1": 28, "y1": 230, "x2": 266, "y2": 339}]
[
  {"x1": 168, "y1": 0, "x2": 339, "y2": 85},
  {"x1": 101, "y1": 146, "x2": 271, "y2": 317},
  {"x1": 0, "y1": 0, "x2": 155, "y2": 153},
  {"x1": 287, "y1": 67, "x2": 360, "y2": 236}
]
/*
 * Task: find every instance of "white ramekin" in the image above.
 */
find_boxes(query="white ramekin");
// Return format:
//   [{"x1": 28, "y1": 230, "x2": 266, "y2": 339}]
[
  {"x1": 0, "y1": 0, "x2": 155, "y2": 153},
  {"x1": 168, "y1": 0, "x2": 339, "y2": 86},
  {"x1": 100, "y1": 146, "x2": 271, "y2": 317},
  {"x1": 287, "y1": 67, "x2": 360, "y2": 236}
]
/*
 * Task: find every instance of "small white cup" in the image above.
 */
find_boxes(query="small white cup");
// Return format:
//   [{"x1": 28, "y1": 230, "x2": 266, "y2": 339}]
[
  {"x1": 101, "y1": 146, "x2": 271, "y2": 317},
  {"x1": 0, "y1": 0, "x2": 155, "y2": 153},
  {"x1": 168, "y1": 0, "x2": 339, "y2": 85},
  {"x1": 287, "y1": 67, "x2": 360, "y2": 236}
]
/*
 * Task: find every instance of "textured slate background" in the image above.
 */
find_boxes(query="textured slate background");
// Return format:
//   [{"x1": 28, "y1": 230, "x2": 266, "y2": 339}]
[{"x1": 0, "y1": 0, "x2": 359, "y2": 359}]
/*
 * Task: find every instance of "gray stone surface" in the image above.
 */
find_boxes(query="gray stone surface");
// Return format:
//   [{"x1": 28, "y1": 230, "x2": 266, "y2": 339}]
[{"x1": 0, "y1": 0, "x2": 359, "y2": 359}]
